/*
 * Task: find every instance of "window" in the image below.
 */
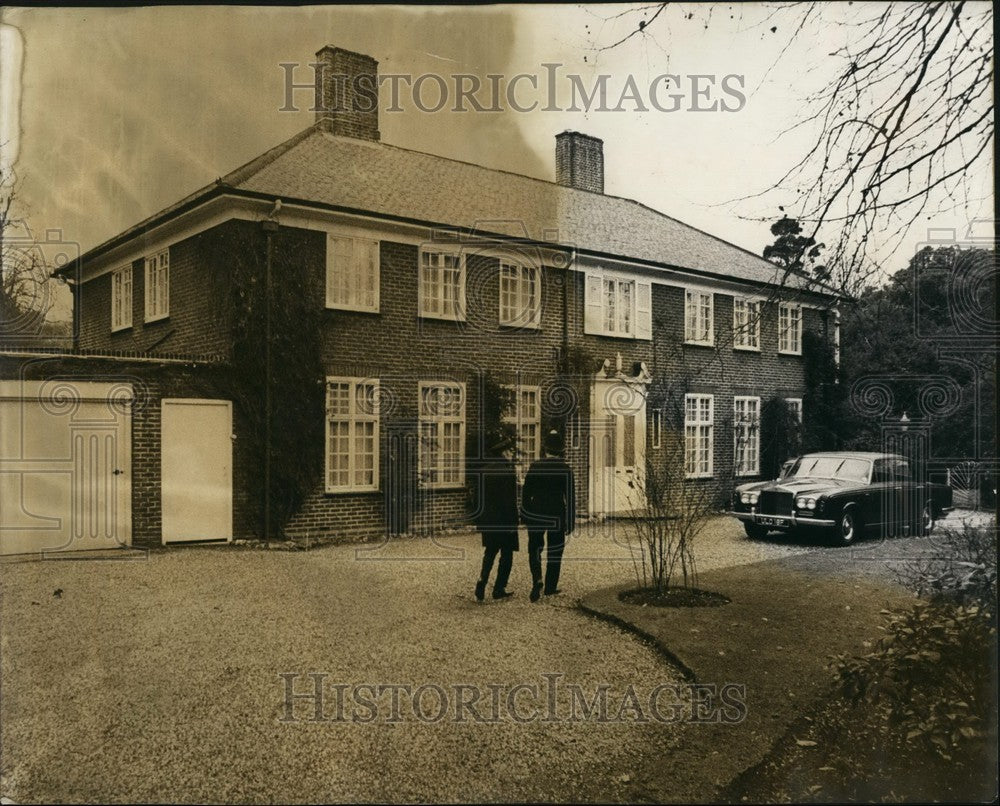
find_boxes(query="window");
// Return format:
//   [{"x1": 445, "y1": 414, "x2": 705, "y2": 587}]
[
  {"x1": 499, "y1": 261, "x2": 541, "y2": 327},
  {"x1": 325, "y1": 378, "x2": 380, "y2": 492},
  {"x1": 684, "y1": 394, "x2": 714, "y2": 477},
  {"x1": 651, "y1": 409, "x2": 662, "y2": 449},
  {"x1": 779, "y1": 303, "x2": 802, "y2": 354},
  {"x1": 326, "y1": 234, "x2": 379, "y2": 312},
  {"x1": 890, "y1": 459, "x2": 912, "y2": 481},
  {"x1": 569, "y1": 412, "x2": 581, "y2": 450},
  {"x1": 583, "y1": 271, "x2": 651, "y2": 339},
  {"x1": 604, "y1": 277, "x2": 634, "y2": 335},
  {"x1": 685, "y1": 290, "x2": 713, "y2": 345},
  {"x1": 419, "y1": 382, "x2": 465, "y2": 487},
  {"x1": 734, "y1": 396, "x2": 761, "y2": 476},
  {"x1": 144, "y1": 250, "x2": 169, "y2": 321},
  {"x1": 111, "y1": 265, "x2": 132, "y2": 331},
  {"x1": 733, "y1": 297, "x2": 760, "y2": 350},
  {"x1": 420, "y1": 250, "x2": 465, "y2": 320},
  {"x1": 785, "y1": 397, "x2": 803, "y2": 424},
  {"x1": 503, "y1": 385, "x2": 540, "y2": 474}
]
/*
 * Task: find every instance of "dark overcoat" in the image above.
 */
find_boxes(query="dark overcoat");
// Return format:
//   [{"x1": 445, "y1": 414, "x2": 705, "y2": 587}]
[
  {"x1": 468, "y1": 456, "x2": 520, "y2": 551},
  {"x1": 521, "y1": 456, "x2": 576, "y2": 534}
]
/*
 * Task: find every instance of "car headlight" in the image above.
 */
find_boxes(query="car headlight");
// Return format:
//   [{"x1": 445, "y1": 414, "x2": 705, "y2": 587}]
[
  {"x1": 795, "y1": 497, "x2": 817, "y2": 510},
  {"x1": 740, "y1": 491, "x2": 759, "y2": 505}
]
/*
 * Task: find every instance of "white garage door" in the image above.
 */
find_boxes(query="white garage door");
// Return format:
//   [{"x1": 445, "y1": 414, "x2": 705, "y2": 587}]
[
  {"x1": 161, "y1": 398, "x2": 232, "y2": 543},
  {"x1": 0, "y1": 380, "x2": 132, "y2": 555}
]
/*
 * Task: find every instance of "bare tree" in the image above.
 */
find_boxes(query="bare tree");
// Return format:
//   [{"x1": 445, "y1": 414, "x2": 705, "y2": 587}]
[
  {"x1": 0, "y1": 165, "x2": 55, "y2": 339},
  {"x1": 587, "y1": 2, "x2": 994, "y2": 296}
]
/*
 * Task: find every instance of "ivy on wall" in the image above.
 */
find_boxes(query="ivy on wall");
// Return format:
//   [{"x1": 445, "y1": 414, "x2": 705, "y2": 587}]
[{"x1": 202, "y1": 222, "x2": 326, "y2": 539}]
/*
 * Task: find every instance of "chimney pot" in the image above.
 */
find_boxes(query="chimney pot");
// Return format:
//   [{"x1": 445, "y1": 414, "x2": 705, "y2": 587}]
[
  {"x1": 314, "y1": 46, "x2": 380, "y2": 141},
  {"x1": 555, "y1": 131, "x2": 604, "y2": 193}
]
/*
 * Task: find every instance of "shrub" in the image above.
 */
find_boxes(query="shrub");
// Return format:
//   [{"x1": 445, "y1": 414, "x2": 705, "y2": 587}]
[
  {"x1": 836, "y1": 600, "x2": 996, "y2": 759},
  {"x1": 834, "y1": 522, "x2": 998, "y2": 760}
]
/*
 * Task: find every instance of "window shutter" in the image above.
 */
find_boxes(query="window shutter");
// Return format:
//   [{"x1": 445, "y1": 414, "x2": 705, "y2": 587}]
[
  {"x1": 635, "y1": 280, "x2": 652, "y2": 340},
  {"x1": 457, "y1": 254, "x2": 467, "y2": 320},
  {"x1": 584, "y1": 272, "x2": 603, "y2": 335}
]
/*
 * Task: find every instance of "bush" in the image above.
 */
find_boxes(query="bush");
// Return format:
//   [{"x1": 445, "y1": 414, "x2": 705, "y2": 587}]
[
  {"x1": 834, "y1": 523, "x2": 998, "y2": 760},
  {"x1": 836, "y1": 600, "x2": 996, "y2": 760}
]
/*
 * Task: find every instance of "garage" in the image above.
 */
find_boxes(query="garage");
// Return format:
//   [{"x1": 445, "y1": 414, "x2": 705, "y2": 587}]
[{"x1": 0, "y1": 380, "x2": 132, "y2": 555}]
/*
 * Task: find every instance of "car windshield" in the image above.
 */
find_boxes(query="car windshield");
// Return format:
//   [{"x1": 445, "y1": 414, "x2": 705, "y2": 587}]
[{"x1": 791, "y1": 456, "x2": 872, "y2": 483}]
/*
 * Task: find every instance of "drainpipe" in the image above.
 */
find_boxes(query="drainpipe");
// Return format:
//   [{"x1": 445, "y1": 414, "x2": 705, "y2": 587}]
[
  {"x1": 833, "y1": 307, "x2": 841, "y2": 379},
  {"x1": 262, "y1": 215, "x2": 279, "y2": 543},
  {"x1": 561, "y1": 247, "x2": 573, "y2": 373}
]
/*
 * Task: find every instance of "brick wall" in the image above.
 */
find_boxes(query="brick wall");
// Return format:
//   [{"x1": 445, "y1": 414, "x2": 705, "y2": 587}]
[
  {"x1": 76, "y1": 228, "x2": 233, "y2": 358},
  {"x1": 0, "y1": 355, "x2": 257, "y2": 548},
  {"x1": 71, "y1": 216, "x2": 833, "y2": 541}
]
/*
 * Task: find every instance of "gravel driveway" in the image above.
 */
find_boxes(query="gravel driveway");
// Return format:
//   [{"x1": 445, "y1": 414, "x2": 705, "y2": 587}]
[{"x1": 0, "y1": 516, "x2": 861, "y2": 803}]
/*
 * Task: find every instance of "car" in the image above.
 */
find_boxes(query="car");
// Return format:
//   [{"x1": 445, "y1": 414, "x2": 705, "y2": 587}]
[{"x1": 729, "y1": 452, "x2": 953, "y2": 546}]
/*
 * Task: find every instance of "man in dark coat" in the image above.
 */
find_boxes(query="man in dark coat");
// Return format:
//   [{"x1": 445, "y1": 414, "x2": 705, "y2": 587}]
[
  {"x1": 469, "y1": 443, "x2": 519, "y2": 601},
  {"x1": 521, "y1": 429, "x2": 576, "y2": 602}
]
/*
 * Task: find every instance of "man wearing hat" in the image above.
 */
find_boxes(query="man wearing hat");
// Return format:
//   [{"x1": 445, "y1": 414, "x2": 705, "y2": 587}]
[
  {"x1": 469, "y1": 436, "x2": 519, "y2": 601},
  {"x1": 521, "y1": 428, "x2": 576, "y2": 602}
]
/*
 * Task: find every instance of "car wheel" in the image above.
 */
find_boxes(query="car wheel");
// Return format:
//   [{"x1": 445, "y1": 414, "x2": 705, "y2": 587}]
[
  {"x1": 834, "y1": 508, "x2": 863, "y2": 546},
  {"x1": 743, "y1": 522, "x2": 770, "y2": 540}
]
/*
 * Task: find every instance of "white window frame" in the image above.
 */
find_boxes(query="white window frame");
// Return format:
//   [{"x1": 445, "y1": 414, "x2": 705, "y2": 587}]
[
  {"x1": 583, "y1": 269, "x2": 652, "y2": 340},
  {"x1": 325, "y1": 377, "x2": 380, "y2": 493},
  {"x1": 419, "y1": 250, "x2": 466, "y2": 321},
  {"x1": 326, "y1": 233, "x2": 380, "y2": 312},
  {"x1": 651, "y1": 409, "x2": 662, "y2": 450},
  {"x1": 111, "y1": 265, "x2": 133, "y2": 331},
  {"x1": 779, "y1": 302, "x2": 802, "y2": 355},
  {"x1": 733, "y1": 396, "x2": 761, "y2": 476},
  {"x1": 418, "y1": 381, "x2": 466, "y2": 489},
  {"x1": 603, "y1": 276, "x2": 636, "y2": 337},
  {"x1": 144, "y1": 249, "x2": 170, "y2": 321},
  {"x1": 685, "y1": 289, "x2": 714, "y2": 346},
  {"x1": 684, "y1": 394, "x2": 714, "y2": 478},
  {"x1": 502, "y1": 384, "x2": 541, "y2": 475},
  {"x1": 498, "y1": 261, "x2": 541, "y2": 328},
  {"x1": 732, "y1": 297, "x2": 760, "y2": 351},
  {"x1": 785, "y1": 397, "x2": 803, "y2": 424}
]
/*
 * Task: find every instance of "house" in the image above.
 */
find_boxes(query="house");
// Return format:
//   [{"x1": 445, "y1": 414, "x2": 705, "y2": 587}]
[{"x1": 2, "y1": 45, "x2": 841, "y2": 552}]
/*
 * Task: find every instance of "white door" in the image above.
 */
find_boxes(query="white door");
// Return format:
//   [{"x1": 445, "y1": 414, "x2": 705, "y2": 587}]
[
  {"x1": 161, "y1": 399, "x2": 232, "y2": 543},
  {"x1": 590, "y1": 380, "x2": 647, "y2": 515},
  {"x1": 0, "y1": 381, "x2": 131, "y2": 555}
]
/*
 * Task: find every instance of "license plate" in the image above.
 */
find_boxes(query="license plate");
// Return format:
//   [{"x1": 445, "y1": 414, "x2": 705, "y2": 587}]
[{"x1": 758, "y1": 516, "x2": 789, "y2": 527}]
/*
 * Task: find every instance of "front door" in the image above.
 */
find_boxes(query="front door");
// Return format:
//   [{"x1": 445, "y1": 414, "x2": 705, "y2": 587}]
[{"x1": 590, "y1": 379, "x2": 647, "y2": 515}]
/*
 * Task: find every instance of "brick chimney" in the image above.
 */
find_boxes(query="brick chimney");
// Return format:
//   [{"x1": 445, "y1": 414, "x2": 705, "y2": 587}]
[
  {"x1": 314, "y1": 46, "x2": 380, "y2": 141},
  {"x1": 555, "y1": 131, "x2": 604, "y2": 193}
]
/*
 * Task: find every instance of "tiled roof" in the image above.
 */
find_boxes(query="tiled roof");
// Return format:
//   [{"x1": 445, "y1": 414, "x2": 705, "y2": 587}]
[{"x1": 74, "y1": 124, "x2": 836, "y2": 296}]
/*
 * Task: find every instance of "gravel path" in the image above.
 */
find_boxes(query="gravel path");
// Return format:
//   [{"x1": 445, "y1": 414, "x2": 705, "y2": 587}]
[{"x1": 0, "y1": 513, "x2": 932, "y2": 803}]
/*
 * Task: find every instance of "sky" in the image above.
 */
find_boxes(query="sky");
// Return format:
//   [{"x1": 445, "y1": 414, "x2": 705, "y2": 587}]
[{"x1": 1, "y1": 3, "x2": 993, "y2": 321}]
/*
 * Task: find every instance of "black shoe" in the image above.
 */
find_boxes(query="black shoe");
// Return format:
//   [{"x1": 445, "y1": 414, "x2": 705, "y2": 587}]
[
  {"x1": 530, "y1": 581, "x2": 543, "y2": 603},
  {"x1": 492, "y1": 589, "x2": 514, "y2": 600},
  {"x1": 543, "y1": 588, "x2": 562, "y2": 596},
  {"x1": 474, "y1": 580, "x2": 486, "y2": 602}
]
